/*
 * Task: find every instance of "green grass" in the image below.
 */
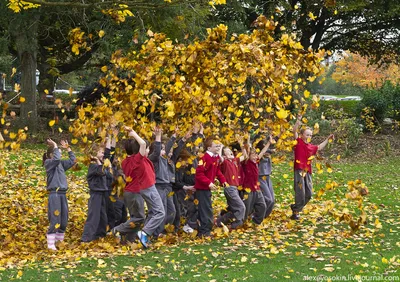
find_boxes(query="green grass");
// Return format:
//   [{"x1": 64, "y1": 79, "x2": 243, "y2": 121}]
[{"x1": 0, "y1": 149, "x2": 399, "y2": 281}]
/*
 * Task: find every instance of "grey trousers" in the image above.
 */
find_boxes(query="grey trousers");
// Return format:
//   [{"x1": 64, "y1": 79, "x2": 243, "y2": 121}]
[
  {"x1": 217, "y1": 186, "x2": 245, "y2": 228},
  {"x1": 243, "y1": 190, "x2": 266, "y2": 224},
  {"x1": 195, "y1": 190, "x2": 213, "y2": 236},
  {"x1": 47, "y1": 192, "x2": 68, "y2": 234},
  {"x1": 259, "y1": 175, "x2": 275, "y2": 218},
  {"x1": 154, "y1": 183, "x2": 176, "y2": 236},
  {"x1": 114, "y1": 191, "x2": 145, "y2": 238},
  {"x1": 81, "y1": 191, "x2": 108, "y2": 242},
  {"x1": 140, "y1": 185, "x2": 165, "y2": 236},
  {"x1": 292, "y1": 170, "x2": 313, "y2": 212}
]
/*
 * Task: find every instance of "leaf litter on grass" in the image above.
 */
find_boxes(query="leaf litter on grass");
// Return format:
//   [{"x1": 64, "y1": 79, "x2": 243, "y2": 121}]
[{"x1": 0, "y1": 148, "x2": 399, "y2": 281}]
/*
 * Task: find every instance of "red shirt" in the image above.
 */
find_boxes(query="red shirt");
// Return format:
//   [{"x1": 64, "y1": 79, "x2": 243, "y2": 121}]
[
  {"x1": 122, "y1": 153, "x2": 156, "y2": 193},
  {"x1": 293, "y1": 138, "x2": 318, "y2": 174},
  {"x1": 194, "y1": 152, "x2": 227, "y2": 190},
  {"x1": 241, "y1": 160, "x2": 260, "y2": 192},
  {"x1": 220, "y1": 157, "x2": 241, "y2": 186}
]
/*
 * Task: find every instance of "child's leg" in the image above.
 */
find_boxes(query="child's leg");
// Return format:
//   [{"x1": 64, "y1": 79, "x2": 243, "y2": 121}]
[
  {"x1": 172, "y1": 192, "x2": 181, "y2": 230},
  {"x1": 219, "y1": 186, "x2": 245, "y2": 228},
  {"x1": 140, "y1": 185, "x2": 165, "y2": 237},
  {"x1": 114, "y1": 192, "x2": 145, "y2": 234},
  {"x1": 114, "y1": 199, "x2": 128, "y2": 226},
  {"x1": 292, "y1": 170, "x2": 307, "y2": 212},
  {"x1": 105, "y1": 190, "x2": 116, "y2": 230},
  {"x1": 47, "y1": 193, "x2": 62, "y2": 234},
  {"x1": 185, "y1": 193, "x2": 198, "y2": 229},
  {"x1": 81, "y1": 192, "x2": 103, "y2": 242},
  {"x1": 154, "y1": 185, "x2": 168, "y2": 237},
  {"x1": 55, "y1": 194, "x2": 69, "y2": 242},
  {"x1": 252, "y1": 191, "x2": 267, "y2": 224},
  {"x1": 94, "y1": 193, "x2": 108, "y2": 239},
  {"x1": 243, "y1": 191, "x2": 255, "y2": 222},
  {"x1": 195, "y1": 190, "x2": 213, "y2": 236},
  {"x1": 304, "y1": 173, "x2": 313, "y2": 207},
  {"x1": 263, "y1": 176, "x2": 275, "y2": 218},
  {"x1": 165, "y1": 186, "x2": 176, "y2": 226}
]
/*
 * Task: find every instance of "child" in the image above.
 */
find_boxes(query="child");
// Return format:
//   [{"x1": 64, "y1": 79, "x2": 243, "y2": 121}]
[
  {"x1": 81, "y1": 143, "x2": 112, "y2": 242},
  {"x1": 43, "y1": 139, "x2": 76, "y2": 250},
  {"x1": 256, "y1": 135, "x2": 276, "y2": 218},
  {"x1": 194, "y1": 137, "x2": 228, "y2": 237},
  {"x1": 104, "y1": 130, "x2": 118, "y2": 230},
  {"x1": 112, "y1": 126, "x2": 165, "y2": 248},
  {"x1": 215, "y1": 140, "x2": 247, "y2": 229},
  {"x1": 291, "y1": 116, "x2": 334, "y2": 220},
  {"x1": 241, "y1": 136, "x2": 273, "y2": 225},
  {"x1": 149, "y1": 127, "x2": 188, "y2": 237}
]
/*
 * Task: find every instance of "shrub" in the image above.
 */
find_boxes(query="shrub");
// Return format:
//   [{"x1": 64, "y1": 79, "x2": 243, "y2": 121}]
[{"x1": 320, "y1": 100, "x2": 359, "y2": 117}]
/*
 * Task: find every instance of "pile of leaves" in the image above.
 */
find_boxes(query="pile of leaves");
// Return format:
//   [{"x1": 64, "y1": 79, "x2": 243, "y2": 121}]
[{"x1": 0, "y1": 147, "x2": 393, "y2": 274}]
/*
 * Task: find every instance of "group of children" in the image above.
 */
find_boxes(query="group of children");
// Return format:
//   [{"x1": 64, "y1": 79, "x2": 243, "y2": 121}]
[{"x1": 43, "y1": 117, "x2": 334, "y2": 250}]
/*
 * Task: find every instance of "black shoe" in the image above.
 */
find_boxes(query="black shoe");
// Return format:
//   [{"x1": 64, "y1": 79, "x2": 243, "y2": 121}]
[{"x1": 290, "y1": 213, "x2": 300, "y2": 220}]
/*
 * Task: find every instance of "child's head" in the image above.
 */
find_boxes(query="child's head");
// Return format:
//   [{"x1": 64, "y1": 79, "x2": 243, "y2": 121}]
[
  {"x1": 204, "y1": 137, "x2": 220, "y2": 154},
  {"x1": 124, "y1": 139, "x2": 140, "y2": 155},
  {"x1": 223, "y1": 147, "x2": 234, "y2": 160},
  {"x1": 91, "y1": 143, "x2": 105, "y2": 161},
  {"x1": 300, "y1": 127, "x2": 313, "y2": 144},
  {"x1": 42, "y1": 146, "x2": 54, "y2": 166},
  {"x1": 177, "y1": 149, "x2": 192, "y2": 167},
  {"x1": 249, "y1": 148, "x2": 258, "y2": 162}
]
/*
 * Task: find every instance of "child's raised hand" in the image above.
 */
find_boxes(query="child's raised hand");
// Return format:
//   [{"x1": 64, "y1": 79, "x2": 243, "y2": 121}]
[
  {"x1": 328, "y1": 134, "x2": 335, "y2": 141},
  {"x1": 47, "y1": 138, "x2": 57, "y2": 147},
  {"x1": 123, "y1": 125, "x2": 133, "y2": 132},
  {"x1": 269, "y1": 135, "x2": 276, "y2": 144},
  {"x1": 154, "y1": 126, "x2": 162, "y2": 138},
  {"x1": 183, "y1": 130, "x2": 192, "y2": 141},
  {"x1": 60, "y1": 140, "x2": 69, "y2": 149}
]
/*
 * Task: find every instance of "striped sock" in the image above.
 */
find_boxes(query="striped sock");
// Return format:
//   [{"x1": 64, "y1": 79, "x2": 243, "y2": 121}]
[{"x1": 47, "y1": 233, "x2": 57, "y2": 250}]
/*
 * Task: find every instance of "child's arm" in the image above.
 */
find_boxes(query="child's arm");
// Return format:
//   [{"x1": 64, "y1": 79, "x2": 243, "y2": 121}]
[
  {"x1": 124, "y1": 126, "x2": 146, "y2": 156},
  {"x1": 165, "y1": 127, "x2": 178, "y2": 156},
  {"x1": 148, "y1": 126, "x2": 162, "y2": 163},
  {"x1": 318, "y1": 134, "x2": 334, "y2": 151},
  {"x1": 60, "y1": 140, "x2": 76, "y2": 170},
  {"x1": 293, "y1": 115, "x2": 302, "y2": 140},
  {"x1": 258, "y1": 135, "x2": 274, "y2": 159},
  {"x1": 218, "y1": 143, "x2": 224, "y2": 163},
  {"x1": 171, "y1": 131, "x2": 191, "y2": 164},
  {"x1": 236, "y1": 135, "x2": 247, "y2": 162},
  {"x1": 44, "y1": 139, "x2": 61, "y2": 171}
]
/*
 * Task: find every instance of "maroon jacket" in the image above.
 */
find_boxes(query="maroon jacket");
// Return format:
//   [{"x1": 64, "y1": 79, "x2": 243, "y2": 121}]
[{"x1": 194, "y1": 152, "x2": 226, "y2": 190}]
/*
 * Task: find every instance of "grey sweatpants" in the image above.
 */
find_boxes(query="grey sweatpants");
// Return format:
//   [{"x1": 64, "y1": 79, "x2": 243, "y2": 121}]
[
  {"x1": 195, "y1": 190, "x2": 213, "y2": 236},
  {"x1": 217, "y1": 186, "x2": 245, "y2": 229},
  {"x1": 47, "y1": 192, "x2": 68, "y2": 234},
  {"x1": 114, "y1": 191, "x2": 145, "y2": 238},
  {"x1": 243, "y1": 190, "x2": 266, "y2": 224},
  {"x1": 154, "y1": 183, "x2": 176, "y2": 236},
  {"x1": 292, "y1": 170, "x2": 313, "y2": 212},
  {"x1": 140, "y1": 185, "x2": 165, "y2": 236},
  {"x1": 81, "y1": 191, "x2": 108, "y2": 242},
  {"x1": 259, "y1": 175, "x2": 275, "y2": 218}
]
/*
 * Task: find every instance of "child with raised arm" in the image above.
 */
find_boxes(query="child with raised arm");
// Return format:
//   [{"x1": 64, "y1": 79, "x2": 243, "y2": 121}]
[
  {"x1": 291, "y1": 115, "x2": 334, "y2": 220},
  {"x1": 215, "y1": 138, "x2": 247, "y2": 229},
  {"x1": 194, "y1": 136, "x2": 228, "y2": 238},
  {"x1": 81, "y1": 143, "x2": 112, "y2": 242},
  {"x1": 43, "y1": 139, "x2": 76, "y2": 250},
  {"x1": 241, "y1": 136, "x2": 272, "y2": 225},
  {"x1": 256, "y1": 135, "x2": 276, "y2": 218},
  {"x1": 112, "y1": 126, "x2": 165, "y2": 248}
]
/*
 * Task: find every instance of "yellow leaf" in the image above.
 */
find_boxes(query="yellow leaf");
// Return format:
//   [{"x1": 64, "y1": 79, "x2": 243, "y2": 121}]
[
  {"x1": 101, "y1": 66, "x2": 108, "y2": 73},
  {"x1": 71, "y1": 139, "x2": 78, "y2": 145},
  {"x1": 19, "y1": 96, "x2": 26, "y2": 103},
  {"x1": 304, "y1": 90, "x2": 310, "y2": 98},
  {"x1": 276, "y1": 108, "x2": 289, "y2": 119},
  {"x1": 193, "y1": 199, "x2": 199, "y2": 205},
  {"x1": 98, "y1": 30, "x2": 105, "y2": 38},
  {"x1": 55, "y1": 223, "x2": 60, "y2": 229},
  {"x1": 54, "y1": 210, "x2": 60, "y2": 216},
  {"x1": 49, "y1": 120, "x2": 56, "y2": 127}
]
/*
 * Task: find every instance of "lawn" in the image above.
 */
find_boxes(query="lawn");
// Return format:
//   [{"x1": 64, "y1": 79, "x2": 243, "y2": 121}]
[{"x1": 0, "y1": 145, "x2": 399, "y2": 281}]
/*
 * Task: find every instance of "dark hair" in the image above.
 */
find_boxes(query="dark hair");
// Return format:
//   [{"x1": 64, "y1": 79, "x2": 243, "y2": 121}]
[
  {"x1": 124, "y1": 139, "x2": 140, "y2": 155},
  {"x1": 204, "y1": 137, "x2": 214, "y2": 150},
  {"x1": 42, "y1": 147, "x2": 54, "y2": 166},
  {"x1": 178, "y1": 149, "x2": 192, "y2": 161}
]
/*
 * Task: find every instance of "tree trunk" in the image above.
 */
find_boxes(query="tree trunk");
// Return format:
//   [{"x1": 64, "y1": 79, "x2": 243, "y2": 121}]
[
  {"x1": 19, "y1": 51, "x2": 38, "y2": 131},
  {"x1": 9, "y1": 12, "x2": 40, "y2": 132}
]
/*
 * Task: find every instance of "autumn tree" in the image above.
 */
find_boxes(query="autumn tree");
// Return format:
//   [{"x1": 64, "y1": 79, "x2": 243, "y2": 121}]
[
  {"x1": 209, "y1": 0, "x2": 400, "y2": 64},
  {"x1": 331, "y1": 52, "x2": 400, "y2": 88},
  {"x1": 69, "y1": 16, "x2": 324, "y2": 151},
  {"x1": 2, "y1": 0, "x2": 221, "y2": 134}
]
